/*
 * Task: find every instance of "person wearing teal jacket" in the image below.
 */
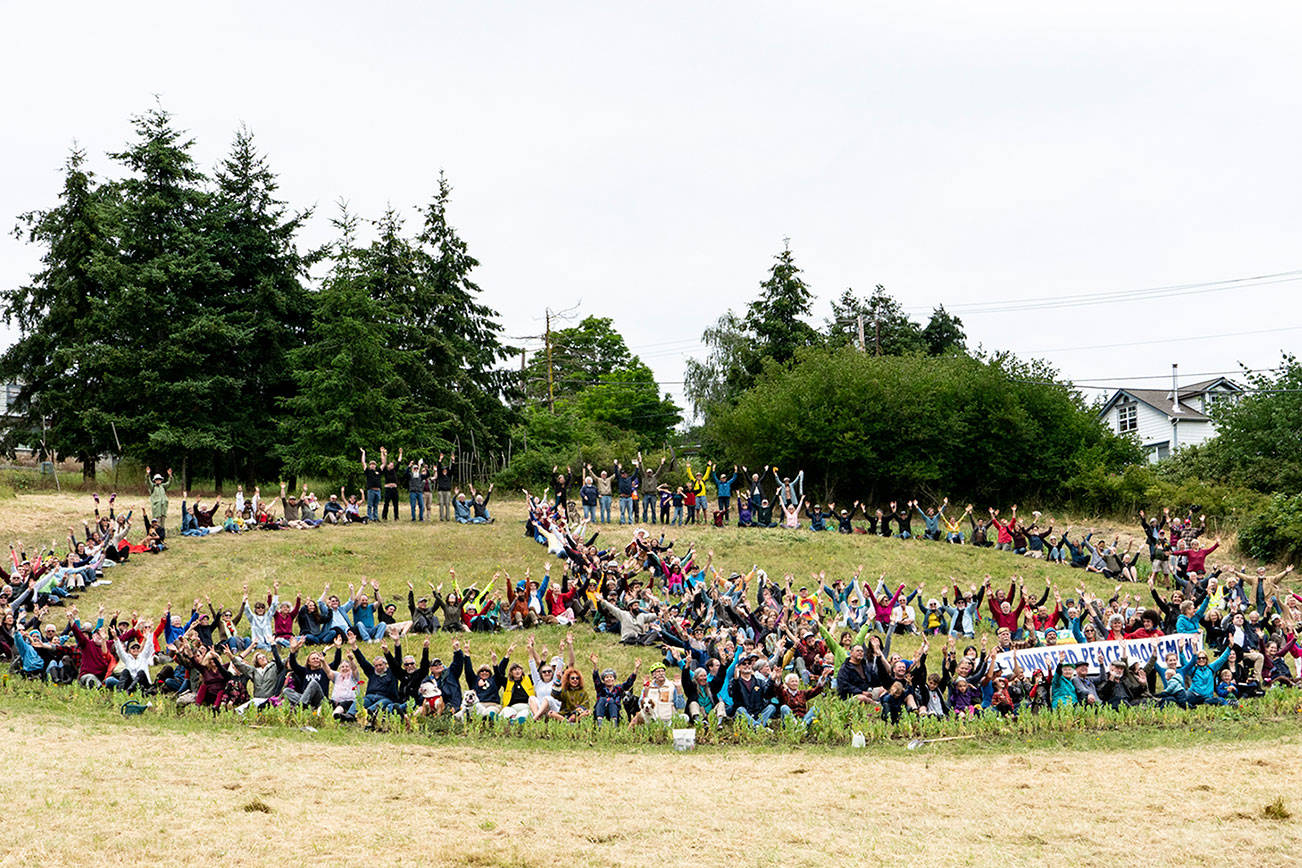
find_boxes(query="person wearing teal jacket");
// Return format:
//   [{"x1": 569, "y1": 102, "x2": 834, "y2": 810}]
[
  {"x1": 1175, "y1": 595, "x2": 1209, "y2": 634},
  {"x1": 1051, "y1": 657, "x2": 1079, "y2": 709},
  {"x1": 1179, "y1": 645, "x2": 1232, "y2": 705}
]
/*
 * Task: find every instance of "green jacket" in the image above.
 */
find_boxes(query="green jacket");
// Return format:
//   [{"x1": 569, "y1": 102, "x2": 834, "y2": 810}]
[{"x1": 148, "y1": 476, "x2": 174, "y2": 518}]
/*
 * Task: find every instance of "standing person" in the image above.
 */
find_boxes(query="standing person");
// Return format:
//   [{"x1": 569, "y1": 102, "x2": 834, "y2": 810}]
[
  {"x1": 405, "y1": 459, "x2": 427, "y2": 522},
  {"x1": 589, "y1": 464, "x2": 613, "y2": 524},
  {"x1": 636, "y1": 451, "x2": 668, "y2": 525},
  {"x1": 579, "y1": 476, "x2": 599, "y2": 524},
  {"x1": 685, "y1": 461, "x2": 709, "y2": 520},
  {"x1": 742, "y1": 465, "x2": 768, "y2": 510},
  {"x1": 435, "y1": 452, "x2": 455, "y2": 522},
  {"x1": 772, "y1": 467, "x2": 803, "y2": 510},
  {"x1": 361, "y1": 449, "x2": 382, "y2": 523},
  {"x1": 144, "y1": 466, "x2": 174, "y2": 539},
  {"x1": 421, "y1": 463, "x2": 432, "y2": 519},
  {"x1": 710, "y1": 464, "x2": 739, "y2": 522},
  {"x1": 615, "y1": 460, "x2": 635, "y2": 525},
  {"x1": 381, "y1": 447, "x2": 402, "y2": 521},
  {"x1": 552, "y1": 465, "x2": 572, "y2": 512}
]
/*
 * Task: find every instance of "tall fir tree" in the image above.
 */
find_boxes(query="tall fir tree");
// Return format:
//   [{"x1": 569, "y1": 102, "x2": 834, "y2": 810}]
[
  {"x1": 686, "y1": 240, "x2": 819, "y2": 416},
  {"x1": 411, "y1": 174, "x2": 518, "y2": 454},
  {"x1": 743, "y1": 240, "x2": 820, "y2": 365},
  {"x1": 210, "y1": 126, "x2": 313, "y2": 486},
  {"x1": 101, "y1": 104, "x2": 232, "y2": 482},
  {"x1": 0, "y1": 148, "x2": 115, "y2": 478},
  {"x1": 280, "y1": 208, "x2": 415, "y2": 480}
]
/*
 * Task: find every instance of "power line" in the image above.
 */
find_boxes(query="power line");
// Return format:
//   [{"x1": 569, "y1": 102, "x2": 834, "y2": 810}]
[
  {"x1": 1026, "y1": 323, "x2": 1302, "y2": 355},
  {"x1": 902, "y1": 268, "x2": 1302, "y2": 316}
]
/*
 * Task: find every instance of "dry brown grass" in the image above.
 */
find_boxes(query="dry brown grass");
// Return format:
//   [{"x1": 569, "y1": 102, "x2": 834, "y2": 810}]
[{"x1": 0, "y1": 708, "x2": 1297, "y2": 867}]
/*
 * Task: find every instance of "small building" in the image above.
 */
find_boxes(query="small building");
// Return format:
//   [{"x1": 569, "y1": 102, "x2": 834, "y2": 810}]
[{"x1": 1097, "y1": 376, "x2": 1243, "y2": 462}]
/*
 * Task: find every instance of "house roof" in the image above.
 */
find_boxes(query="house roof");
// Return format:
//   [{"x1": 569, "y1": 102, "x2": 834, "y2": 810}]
[
  {"x1": 1096, "y1": 377, "x2": 1241, "y2": 423},
  {"x1": 1110, "y1": 389, "x2": 1209, "y2": 421},
  {"x1": 1179, "y1": 376, "x2": 1243, "y2": 395}
]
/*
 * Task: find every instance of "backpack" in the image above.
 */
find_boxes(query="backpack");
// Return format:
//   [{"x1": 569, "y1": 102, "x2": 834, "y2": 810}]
[{"x1": 713, "y1": 511, "x2": 725, "y2": 528}]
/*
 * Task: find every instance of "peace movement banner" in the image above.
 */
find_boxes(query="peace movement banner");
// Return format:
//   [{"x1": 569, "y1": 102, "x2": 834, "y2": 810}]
[{"x1": 994, "y1": 633, "x2": 1204, "y2": 676}]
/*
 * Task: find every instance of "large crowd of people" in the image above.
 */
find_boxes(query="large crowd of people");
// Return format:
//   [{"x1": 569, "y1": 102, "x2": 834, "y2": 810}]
[{"x1": 3, "y1": 457, "x2": 1300, "y2": 737}]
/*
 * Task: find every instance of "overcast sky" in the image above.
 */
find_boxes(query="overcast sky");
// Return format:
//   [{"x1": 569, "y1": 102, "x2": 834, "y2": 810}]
[{"x1": 3, "y1": 1, "x2": 1300, "y2": 412}]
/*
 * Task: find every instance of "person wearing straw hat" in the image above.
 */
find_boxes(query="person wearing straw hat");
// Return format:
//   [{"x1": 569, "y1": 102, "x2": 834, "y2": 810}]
[{"x1": 144, "y1": 466, "x2": 174, "y2": 539}]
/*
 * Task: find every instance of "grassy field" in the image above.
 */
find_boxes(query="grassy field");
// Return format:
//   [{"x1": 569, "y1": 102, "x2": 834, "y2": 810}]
[
  {"x1": 4, "y1": 491, "x2": 1249, "y2": 670},
  {"x1": 0, "y1": 491, "x2": 1268, "y2": 682},
  {"x1": 5, "y1": 491, "x2": 1300, "y2": 865}
]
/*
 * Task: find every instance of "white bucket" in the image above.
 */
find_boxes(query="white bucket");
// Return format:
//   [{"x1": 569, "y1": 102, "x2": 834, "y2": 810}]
[
  {"x1": 672, "y1": 728, "x2": 696, "y2": 751},
  {"x1": 850, "y1": 731, "x2": 866, "y2": 749}
]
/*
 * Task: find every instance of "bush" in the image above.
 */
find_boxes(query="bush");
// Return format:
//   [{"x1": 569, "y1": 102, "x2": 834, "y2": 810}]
[
  {"x1": 1063, "y1": 460, "x2": 1266, "y2": 525},
  {"x1": 1237, "y1": 492, "x2": 1302, "y2": 565},
  {"x1": 707, "y1": 346, "x2": 1133, "y2": 503}
]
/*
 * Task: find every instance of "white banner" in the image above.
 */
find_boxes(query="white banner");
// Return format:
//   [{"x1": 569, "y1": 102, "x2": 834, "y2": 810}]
[{"x1": 994, "y1": 633, "x2": 1204, "y2": 676}]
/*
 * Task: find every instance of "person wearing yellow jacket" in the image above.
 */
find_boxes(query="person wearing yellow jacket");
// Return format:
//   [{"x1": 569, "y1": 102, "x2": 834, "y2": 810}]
[{"x1": 686, "y1": 461, "x2": 710, "y2": 517}]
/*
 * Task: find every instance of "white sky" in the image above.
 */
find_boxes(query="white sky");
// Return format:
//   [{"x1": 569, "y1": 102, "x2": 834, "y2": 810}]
[{"x1": 3, "y1": 1, "x2": 1301, "y2": 413}]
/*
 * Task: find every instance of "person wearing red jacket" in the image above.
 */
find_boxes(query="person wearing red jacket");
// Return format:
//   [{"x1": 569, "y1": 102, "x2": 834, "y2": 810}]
[
  {"x1": 1172, "y1": 538, "x2": 1221, "y2": 576},
  {"x1": 985, "y1": 575, "x2": 1025, "y2": 633},
  {"x1": 1123, "y1": 609, "x2": 1164, "y2": 640},
  {"x1": 777, "y1": 671, "x2": 827, "y2": 725},
  {"x1": 988, "y1": 505, "x2": 1018, "y2": 551},
  {"x1": 68, "y1": 606, "x2": 114, "y2": 688},
  {"x1": 545, "y1": 583, "x2": 579, "y2": 625}
]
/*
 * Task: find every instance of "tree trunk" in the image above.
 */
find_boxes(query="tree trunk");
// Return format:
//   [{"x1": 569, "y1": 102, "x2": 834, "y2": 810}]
[
  {"x1": 81, "y1": 453, "x2": 97, "y2": 482},
  {"x1": 213, "y1": 451, "x2": 224, "y2": 495}
]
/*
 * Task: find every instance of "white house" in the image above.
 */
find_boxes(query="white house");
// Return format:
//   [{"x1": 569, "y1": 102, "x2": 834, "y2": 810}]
[{"x1": 1097, "y1": 375, "x2": 1243, "y2": 462}]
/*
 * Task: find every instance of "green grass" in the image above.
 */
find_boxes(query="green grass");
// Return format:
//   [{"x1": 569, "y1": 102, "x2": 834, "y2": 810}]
[
  {"x1": 6, "y1": 491, "x2": 1285, "y2": 752},
  {"x1": 3, "y1": 676, "x2": 1298, "y2": 754},
  {"x1": 18, "y1": 493, "x2": 1213, "y2": 674}
]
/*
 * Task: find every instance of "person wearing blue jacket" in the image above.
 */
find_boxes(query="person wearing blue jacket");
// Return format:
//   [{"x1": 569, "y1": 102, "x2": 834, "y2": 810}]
[
  {"x1": 1179, "y1": 644, "x2": 1232, "y2": 705},
  {"x1": 11, "y1": 627, "x2": 47, "y2": 678},
  {"x1": 317, "y1": 585, "x2": 355, "y2": 643},
  {"x1": 710, "y1": 465, "x2": 739, "y2": 521},
  {"x1": 1176, "y1": 595, "x2": 1209, "y2": 634}
]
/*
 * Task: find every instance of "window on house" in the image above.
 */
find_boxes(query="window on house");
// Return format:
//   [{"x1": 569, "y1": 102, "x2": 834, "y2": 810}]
[
  {"x1": 1117, "y1": 403, "x2": 1137, "y2": 433},
  {"x1": 1149, "y1": 442, "x2": 1170, "y2": 461},
  {"x1": 1203, "y1": 391, "x2": 1236, "y2": 413}
]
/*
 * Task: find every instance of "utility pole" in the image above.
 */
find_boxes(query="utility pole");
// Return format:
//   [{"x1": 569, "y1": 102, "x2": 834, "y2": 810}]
[
  {"x1": 856, "y1": 314, "x2": 866, "y2": 353},
  {"x1": 545, "y1": 308, "x2": 555, "y2": 413}
]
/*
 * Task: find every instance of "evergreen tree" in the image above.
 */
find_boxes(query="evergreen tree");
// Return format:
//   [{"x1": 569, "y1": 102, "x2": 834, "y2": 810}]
[
  {"x1": 826, "y1": 285, "x2": 925, "y2": 355},
  {"x1": 0, "y1": 148, "x2": 115, "y2": 478},
  {"x1": 100, "y1": 104, "x2": 231, "y2": 481},
  {"x1": 921, "y1": 304, "x2": 966, "y2": 355},
  {"x1": 280, "y1": 209, "x2": 414, "y2": 480},
  {"x1": 743, "y1": 240, "x2": 820, "y2": 365},
  {"x1": 685, "y1": 240, "x2": 818, "y2": 416},
  {"x1": 209, "y1": 126, "x2": 313, "y2": 486},
  {"x1": 411, "y1": 174, "x2": 518, "y2": 454}
]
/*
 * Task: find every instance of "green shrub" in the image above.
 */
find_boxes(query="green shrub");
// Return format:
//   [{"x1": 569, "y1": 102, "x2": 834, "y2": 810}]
[
  {"x1": 1063, "y1": 460, "x2": 1266, "y2": 525},
  {"x1": 1237, "y1": 493, "x2": 1302, "y2": 565}
]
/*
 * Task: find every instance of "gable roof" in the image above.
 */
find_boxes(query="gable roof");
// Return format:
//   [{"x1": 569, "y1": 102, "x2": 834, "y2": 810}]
[
  {"x1": 1096, "y1": 377, "x2": 1242, "y2": 423},
  {"x1": 1179, "y1": 376, "x2": 1244, "y2": 395},
  {"x1": 1098, "y1": 389, "x2": 1210, "y2": 421}
]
